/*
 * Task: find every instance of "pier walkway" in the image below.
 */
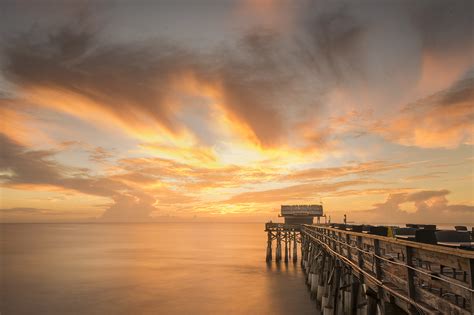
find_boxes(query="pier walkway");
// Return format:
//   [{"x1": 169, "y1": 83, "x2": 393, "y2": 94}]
[{"x1": 265, "y1": 223, "x2": 474, "y2": 314}]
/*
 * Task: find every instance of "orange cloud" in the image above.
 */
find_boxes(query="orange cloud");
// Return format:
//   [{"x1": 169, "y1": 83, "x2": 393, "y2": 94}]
[
  {"x1": 352, "y1": 189, "x2": 474, "y2": 224},
  {"x1": 225, "y1": 180, "x2": 372, "y2": 204},
  {"x1": 0, "y1": 99, "x2": 51, "y2": 146},
  {"x1": 376, "y1": 77, "x2": 474, "y2": 148},
  {"x1": 281, "y1": 161, "x2": 406, "y2": 182}
]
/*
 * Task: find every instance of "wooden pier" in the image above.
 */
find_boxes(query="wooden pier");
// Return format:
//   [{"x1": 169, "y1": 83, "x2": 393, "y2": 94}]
[
  {"x1": 265, "y1": 223, "x2": 301, "y2": 263},
  {"x1": 265, "y1": 223, "x2": 474, "y2": 314}
]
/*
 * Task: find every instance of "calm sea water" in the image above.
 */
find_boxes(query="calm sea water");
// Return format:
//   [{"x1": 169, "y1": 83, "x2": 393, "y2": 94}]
[{"x1": 1, "y1": 223, "x2": 317, "y2": 315}]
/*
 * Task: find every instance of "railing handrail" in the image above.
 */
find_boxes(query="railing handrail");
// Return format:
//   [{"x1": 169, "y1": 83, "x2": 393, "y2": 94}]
[
  {"x1": 303, "y1": 224, "x2": 474, "y2": 259},
  {"x1": 302, "y1": 225, "x2": 474, "y2": 293}
]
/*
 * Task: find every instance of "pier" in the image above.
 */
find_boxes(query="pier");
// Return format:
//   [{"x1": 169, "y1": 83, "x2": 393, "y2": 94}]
[{"x1": 264, "y1": 206, "x2": 474, "y2": 314}]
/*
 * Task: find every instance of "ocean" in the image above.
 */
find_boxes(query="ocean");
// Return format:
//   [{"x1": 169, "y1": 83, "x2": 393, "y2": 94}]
[{"x1": 1, "y1": 223, "x2": 317, "y2": 314}]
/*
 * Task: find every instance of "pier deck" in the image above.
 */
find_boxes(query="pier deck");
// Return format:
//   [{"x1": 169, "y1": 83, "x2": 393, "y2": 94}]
[{"x1": 265, "y1": 223, "x2": 474, "y2": 314}]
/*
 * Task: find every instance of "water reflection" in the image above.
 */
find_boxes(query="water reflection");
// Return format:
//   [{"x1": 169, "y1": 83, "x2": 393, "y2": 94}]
[{"x1": 1, "y1": 223, "x2": 316, "y2": 314}]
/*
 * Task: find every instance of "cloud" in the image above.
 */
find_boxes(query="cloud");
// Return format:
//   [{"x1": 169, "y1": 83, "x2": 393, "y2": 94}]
[
  {"x1": 281, "y1": 161, "x2": 405, "y2": 182},
  {"x1": 1, "y1": 23, "x2": 301, "y2": 149},
  {"x1": 239, "y1": 0, "x2": 473, "y2": 149},
  {"x1": 327, "y1": 187, "x2": 413, "y2": 197},
  {"x1": 298, "y1": 0, "x2": 473, "y2": 84},
  {"x1": 0, "y1": 207, "x2": 96, "y2": 222},
  {"x1": 0, "y1": 97, "x2": 53, "y2": 146},
  {"x1": 226, "y1": 180, "x2": 372, "y2": 204},
  {"x1": 0, "y1": 207, "x2": 51, "y2": 214},
  {"x1": 88, "y1": 146, "x2": 115, "y2": 164},
  {"x1": 115, "y1": 156, "x2": 277, "y2": 191},
  {"x1": 0, "y1": 134, "x2": 163, "y2": 220},
  {"x1": 376, "y1": 76, "x2": 474, "y2": 148},
  {"x1": 3, "y1": 25, "x2": 194, "y2": 136},
  {"x1": 100, "y1": 192, "x2": 156, "y2": 221},
  {"x1": 0, "y1": 134, "x2": 68, "y2": 185},
  {"x1": 355, "y1": 189, "x2": 474, "y2": 223},
  {"x1": 2, "y1": 1, "x2": 472, "y2": 151},
  {"x1": 404, "y1": 172, "x2": 447, "y2": 181}
]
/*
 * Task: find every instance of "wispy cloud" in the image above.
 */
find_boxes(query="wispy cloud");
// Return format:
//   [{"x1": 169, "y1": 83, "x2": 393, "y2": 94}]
[
  {"x1": 281, "y1": 161, "x2": 406, "y2": 182},
  {"x1": 375, "y1": 76, "x2": 474, "y2": 148}
]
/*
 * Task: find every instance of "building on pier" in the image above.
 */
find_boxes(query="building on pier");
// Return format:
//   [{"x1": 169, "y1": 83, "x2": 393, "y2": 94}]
[{"x1": 280, "y1": 204, "x2": 323, "y2": 225}]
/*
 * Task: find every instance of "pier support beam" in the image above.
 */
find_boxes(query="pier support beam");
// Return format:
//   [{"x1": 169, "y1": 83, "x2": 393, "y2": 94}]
[
  {"x1": 310, "y1": 248, "x2": 321, "y2": 299},
  {"x1": 276, "y1": 229, "x2": 282, "y2": 262},
  {"x1": 317, "y1": 253, "x2": 327, "y2": 305},
  {"x1": 293, "y1": 231, "x2": 298, "y2": 262},
  {"x1": 284, "y1": 231, "x2": 289, "y2": 263},
  {"x1": 288, "y1": 232, "x2": 291, "y2": 260},
  {"x1": 350, "y1": 274, "x2": 359, "y2": 315},
  {"x1": 266, "y1": 231, "x2": 272, "y2": 262},
  {"x1": 305, "y1": 242, "x2": 312, "y2": 281}
]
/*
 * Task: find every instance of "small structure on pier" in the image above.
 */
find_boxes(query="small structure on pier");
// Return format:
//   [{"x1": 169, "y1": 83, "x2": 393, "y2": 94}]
[
  {"x1": 280, "y1": 204, "x2": 323, "y2": 225},
  {"x1": 264, "y1": 204, "x2": 324, "y2": 264}
]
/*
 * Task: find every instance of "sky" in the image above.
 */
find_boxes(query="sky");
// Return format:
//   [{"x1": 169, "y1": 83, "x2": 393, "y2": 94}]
[{"x1": 0, "y1": 0, "x2": 473, "y2": 224}]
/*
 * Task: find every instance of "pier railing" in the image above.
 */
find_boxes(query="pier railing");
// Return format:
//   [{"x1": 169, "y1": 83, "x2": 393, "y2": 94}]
[
  {"x1": 265, "y1": 222, "x2": 301, "y2": 231},
  {"x1": 301, "y1": 224, "x2": 474, "y2": 315}
]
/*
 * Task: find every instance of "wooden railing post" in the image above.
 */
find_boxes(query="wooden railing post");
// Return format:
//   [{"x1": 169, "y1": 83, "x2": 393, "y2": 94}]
[
  {"x1": 357, "y1": 235, "x2": 364, "y2": 280},
  {"x1": 469, "y1": 258, "x2": 474, "y2": 314},
  {"x1": 346, "y1": 233, "x2": 352, "y2": 262},
  {"x1": 374, "y1": 239, "x2": 385, "y2": 314},
  {"x1": 405, "y1": 245, "x2": 417, "y2": 314},
  {"x1": 355, "y1": 235, "x2": 368, "y2": 314}
]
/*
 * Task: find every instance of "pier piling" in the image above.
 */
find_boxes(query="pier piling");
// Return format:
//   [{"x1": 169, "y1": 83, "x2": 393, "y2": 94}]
[
  {"x1": 293, "y1": 231, "x2": 297, "y2": 262},
  {"x1": 266, "y1": 230, "x2": 272, "y2": 262},
  {"x1": 276, "y1": 229, "x2": 282, "y2": 262}
]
